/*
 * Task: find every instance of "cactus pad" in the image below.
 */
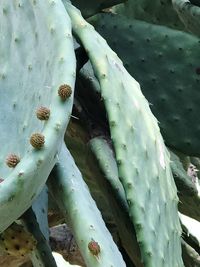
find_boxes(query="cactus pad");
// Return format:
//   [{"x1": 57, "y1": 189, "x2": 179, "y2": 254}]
[
  {"x1": 114, "y1": 0, "x2": 185, "y2": 30},
  {"x1": 0, "y1": 0, "x2": 76, "y2": 232},
  {"x1": 49, "y1": 144, "x2": 126, "y2": 267},
  {"x1": 89, "y1": 13, "x2": 200, "y2": 156},
  {"x1": 0, "y1": 223, "x2": 37, "y2": 257},
  {"x1": 65, "y1": 3, "x2": 183, "y2": 266},
  {"x1": 63, "y1": 0, "x2": 126, "y2": 18}
]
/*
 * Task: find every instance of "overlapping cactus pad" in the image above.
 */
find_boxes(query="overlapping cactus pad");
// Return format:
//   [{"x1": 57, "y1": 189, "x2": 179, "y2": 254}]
[
  {"x1": 0, "y1": 0, "x2": 199, "y2": 267},
  {"x1": 89, "y1": 12, "x2": 200, "y2": 156}
]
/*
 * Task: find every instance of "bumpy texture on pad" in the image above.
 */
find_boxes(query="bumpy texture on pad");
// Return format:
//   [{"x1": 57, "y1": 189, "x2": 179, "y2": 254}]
[
  {"x1": 64, "y1": 3, "x2": 183, "y2": 266},
  {"x1": 0, "y1": 0, "x2": 76, "y2": 232},
  {"x1": 49, "y1": 144, "x2": 126, "y2": 267},
  {"x1": 89, "y1": 12, "x2": 200, "y2": 156}
]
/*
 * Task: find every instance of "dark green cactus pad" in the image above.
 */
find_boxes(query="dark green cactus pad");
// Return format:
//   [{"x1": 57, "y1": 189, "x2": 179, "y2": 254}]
[
  {"x1": 89, "y1": 13, "x2": 200, "y2": 156},
  {"x1": 63, "y1": 0, "x2": 126, "y2": 18},
  {"x1": 65, "y1": 3, "x2": 183, "y2": 266},
  {"x1": 0, "y1": 0, "x2": 76, "y2": 232},
  {"x1": 78, "y1": 62, "x2": 200, "y2": 223},
  {"x1": 114, "y1": 0, "x2": 185, "y2": 30},
  {"x1": 172, "y1": 0, "x2": 200, "y2": 37}
]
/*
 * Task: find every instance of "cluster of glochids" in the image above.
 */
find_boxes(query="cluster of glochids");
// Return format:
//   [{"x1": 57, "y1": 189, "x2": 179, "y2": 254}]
[
  {"x1": 88, "y1": 239, "x2": 101, "y2": 258},
  {"x1": 5, "y1": 84, "x2": 72, "y2": 168}
]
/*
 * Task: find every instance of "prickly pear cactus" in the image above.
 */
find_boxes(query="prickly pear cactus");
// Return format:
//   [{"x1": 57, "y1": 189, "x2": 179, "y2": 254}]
[
  {"x1": 63, "y1": 0, "x2": 126, "y2": 18},
  {"x1": 0, "y1": 223, "x2": 36, "y2": 257},
  {"x1": 64, "y1": 3, "x2": 183, "y2": 266},
  {"x1": 0, "y1": 0, "x2": 76, "y2": 232},
  {"x1": 0, "y1": 1, "x2": 200, "y2": 267},
  {"x1": 49, "y1": 143, "x2": 127, "y2": 267},
  {"x1": 89, "y1": 12, "x2": 200, "y2": 156},
  {"x1": 114, "y1": 0, "x2": 185, "y2": 30}
]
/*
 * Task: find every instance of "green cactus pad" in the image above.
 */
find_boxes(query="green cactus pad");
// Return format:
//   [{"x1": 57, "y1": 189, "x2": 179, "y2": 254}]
[
  {"x1": 89, "y1": 136, "x2": 128, "y2": 210},
  {"x1": 0, "y1": 0, "x2": 76, "y2": 232},
  {"x1": 65, "y1": 120, "x2": 117, "y2": 227},
  {"x1": 114, "y1": 0, "x2": 185, "y2": 30},
  {"x1": 48, "y1": 143, "x2": 126, "y2": 267},
  {"x1": 65, "y1": 119, "x2": 142, "y2": 266},
  {"x1": 89, "y1": 136, "x2": 143, "y2": 266},
  {"x1": 78, "y1": 62, "x2": 200, "y2": 223},
  {"x1": 65, "y1": 3, "x2": 183, "y2": 266},
  {"x1": 63, "y1": 0, "x2": 125, "y2": 18},
  {"x1": 89, "y1": 13, "x2": 200, "y2": 156},
  {"x1": 172, "y1": 0, "x2": 200, "y2": 37}
]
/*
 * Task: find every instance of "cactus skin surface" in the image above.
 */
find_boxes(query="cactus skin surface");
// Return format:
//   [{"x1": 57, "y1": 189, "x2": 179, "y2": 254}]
[
  {"x1": 114, "y1": 0, "x2": 185, "y2": 30},
  {"x1": 0, "y1": 223, "x2": 37, "y2": 257},
  {"x1": 89, "y1": 12, "x2": 200, "y2": 156},
  {"x1": 89, "y1": 136, "x2": 143, "y2": 267},
  {"x1": 0, "y1": 0, "x2": 76, "y2": 233},
  {"x1": 89, "y1": 136, "x2": 128, "y2": 210},
  {"x1": 65, "y1": 3, "x2": 183, "y2": 266},
  {"x1": 48, "y1": 143, "x2": 126, "y2": 267},
  {"x1": 0, "y1": 1, "x2": 199, "y2": 267}
]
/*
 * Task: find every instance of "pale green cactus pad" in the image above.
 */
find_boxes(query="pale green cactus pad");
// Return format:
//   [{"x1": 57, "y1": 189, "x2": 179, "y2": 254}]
[
  {"x1": 0, "y1": 0, "x2": 76, "y2": 232},
  {"x1": 49, "y1": 143, "x2": 126, "y2": 267},
  {"x1": 64, "y1": 3, "x2": 183, "y2": 266}
]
